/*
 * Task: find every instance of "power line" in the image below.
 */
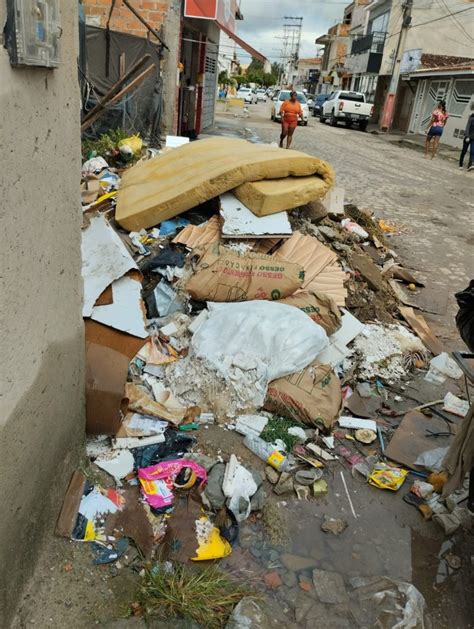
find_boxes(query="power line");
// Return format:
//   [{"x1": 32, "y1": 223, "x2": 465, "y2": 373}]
[
  {"x1": 385, "y1": 6, "x2": 474, "y2": 40},
  {"x1": 437, "y1": 0, "x2": 474, "y2": 43}
]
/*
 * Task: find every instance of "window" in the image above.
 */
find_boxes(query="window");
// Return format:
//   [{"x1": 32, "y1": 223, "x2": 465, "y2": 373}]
[
  {"x1": 340, "y1": 91, "x2": 365, "y2": 102},
  {"x1": 368, "y1": 11, "x2": 390, "y2": 34}
]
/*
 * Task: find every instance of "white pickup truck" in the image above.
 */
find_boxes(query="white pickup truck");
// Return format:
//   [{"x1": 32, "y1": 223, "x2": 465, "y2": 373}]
[{"x1": 320, "y1": 90, "x2": 373, "y2": 131}]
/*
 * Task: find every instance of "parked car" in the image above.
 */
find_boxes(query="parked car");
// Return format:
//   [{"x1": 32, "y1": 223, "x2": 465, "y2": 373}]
[
  {"x1": 237, "y1": 87, "x2": 257, "y2": 104},
  {"x1": 306, "y1": 95, "x2": 315, "y2": 110},
  {"x1": 271, "y1": 90, "x2": 309, "y2": 126},
  {"x1": 312, "y1": 94, "x2": 330, "y2": 117},
  {"x1": 256, "y1": 89, "x2": 267, "y2": 102},
  {"x1": 320, "y1": 90, "x2": 373, "y2": 130}
]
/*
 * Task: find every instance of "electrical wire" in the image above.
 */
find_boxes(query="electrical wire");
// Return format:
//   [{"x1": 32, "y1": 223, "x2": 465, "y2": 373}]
[
  {"x1": 385, "y1": 6, "x2": 474, "y2": 40},
  {"x1": 437, "y1": 0, "x2": 474, "y2": 43}
]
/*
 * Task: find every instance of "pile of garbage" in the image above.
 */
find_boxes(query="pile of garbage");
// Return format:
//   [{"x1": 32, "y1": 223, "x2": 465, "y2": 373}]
[{"x1": 58, "y1": 135, "x2": 472, "y2": 616}]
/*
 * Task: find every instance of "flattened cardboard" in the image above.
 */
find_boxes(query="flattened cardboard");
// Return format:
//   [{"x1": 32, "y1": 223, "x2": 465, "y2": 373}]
[
  {"x1": 172, "y1": 215, "x2": 222, "y2": 248},
  {"x1": 55, "y1": 471, "x2": 86, "y2": 538},
  {"x1": 105, "y1": 487, "x2": 155, "y2": 559},
  {"x1": 85, "y1": 320, "x2": 146, "y2": 435},
  {"x1": 273, "y1": 232, "x2": 347, "y2": 306},
  {"x1": 385, "y1": 411, "x2": 456, "y2": 471}
]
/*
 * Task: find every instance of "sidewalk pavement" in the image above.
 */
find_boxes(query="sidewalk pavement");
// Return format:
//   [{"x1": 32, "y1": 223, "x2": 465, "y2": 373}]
[{"x1": 369, "y1": 127, "x2": 460, "y2": 162}]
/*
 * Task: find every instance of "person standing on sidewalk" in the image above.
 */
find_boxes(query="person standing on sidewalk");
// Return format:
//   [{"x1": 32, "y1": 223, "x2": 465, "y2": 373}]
[
  {"x1": 279, "y1": 91, "x2": 303, "y2": 149},
  {"x1": 459, "y1": 102, "x2": 474, "y2": 171},
  {"x1": 425, "y1": 101, "x2": 449, "y2": 159}
]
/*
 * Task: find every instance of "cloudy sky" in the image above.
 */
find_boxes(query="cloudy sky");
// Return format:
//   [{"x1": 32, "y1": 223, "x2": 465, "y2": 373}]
[{"x1": 235, "y1": 0, "x2": 349, "y2": 62}]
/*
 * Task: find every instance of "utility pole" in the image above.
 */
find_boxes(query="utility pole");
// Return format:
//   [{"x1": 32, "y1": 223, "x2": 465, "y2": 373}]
[
  {"x1": 380, "y1": 0, "x2": 413, "y2": 131},
  {"x1": 278, "y1": 16, "x2": 303, "y2": 87}
]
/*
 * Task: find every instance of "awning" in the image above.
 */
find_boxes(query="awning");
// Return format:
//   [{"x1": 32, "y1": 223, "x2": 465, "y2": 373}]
[{"x1": 217, "y1": 21, "x2": 267, "y2": 64}]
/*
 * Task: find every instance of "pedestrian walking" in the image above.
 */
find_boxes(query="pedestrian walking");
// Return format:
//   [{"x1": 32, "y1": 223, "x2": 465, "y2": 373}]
[
  {"x1": 425, "y1": 100, "x2": 449, "y2": 159},
  {"x1": 459, "y1": 101, "x2": 474, "y2": 171},
  {"x1": 279, "y1": 91, "x2": 303, "y2": 149}
]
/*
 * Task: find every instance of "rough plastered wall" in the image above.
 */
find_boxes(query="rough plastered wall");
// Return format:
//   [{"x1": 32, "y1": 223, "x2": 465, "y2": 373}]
[{"x1": 0, "y1": 1, "x2": 85, "y2": 625}]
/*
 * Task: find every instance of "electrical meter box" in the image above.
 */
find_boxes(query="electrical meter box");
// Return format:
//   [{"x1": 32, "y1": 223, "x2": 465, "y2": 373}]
[{"x1": 5, "y1": 0, "x2": 61, "y2": 68}]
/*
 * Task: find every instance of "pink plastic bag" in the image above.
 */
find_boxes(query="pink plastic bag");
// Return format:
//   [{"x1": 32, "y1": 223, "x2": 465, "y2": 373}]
[{"x1": 138, "y1": 459, "x2": 207, "y2": 509}]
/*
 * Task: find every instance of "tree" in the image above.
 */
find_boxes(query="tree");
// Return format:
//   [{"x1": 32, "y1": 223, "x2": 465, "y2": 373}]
[
  {"x1": 246, "y1": 59, "x2": 264, "y2": 85},
  {"x1": 218, "y1": 70, "x2": 230, "y2": 86},
  {"x1": 233, "y1": 74, "x2": 247, "y2": 88}
]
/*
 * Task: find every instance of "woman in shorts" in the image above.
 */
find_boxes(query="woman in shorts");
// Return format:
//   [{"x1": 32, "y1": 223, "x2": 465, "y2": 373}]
[
  {"x1": 279, "y1": 91, "x2": 303, "y2": 149},
  {"x1": 425, "y1": 101, "x2": 449, "y2": 159}
]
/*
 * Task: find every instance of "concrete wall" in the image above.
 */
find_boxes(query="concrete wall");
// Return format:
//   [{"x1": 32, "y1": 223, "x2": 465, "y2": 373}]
[
  {"x1": 381, "y1": 0, "x2": 474, "y2": 76},
  {"x1": 0, "y1": 0, "x2": 85, "y2": 625}
]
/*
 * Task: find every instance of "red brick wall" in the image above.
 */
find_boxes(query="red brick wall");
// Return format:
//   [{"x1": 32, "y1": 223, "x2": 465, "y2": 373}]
[{"x1": 83, "y1": 0, "x2": 171, "y2": 38}]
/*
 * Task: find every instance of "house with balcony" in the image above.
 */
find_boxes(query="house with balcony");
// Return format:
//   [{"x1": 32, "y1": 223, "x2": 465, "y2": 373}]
[
  {"x1": 343, "y1": 0, "x2": 391, "y2": 121},
  {"x1": 315, "y1": 22, "x2": 350, "y2": 94}
]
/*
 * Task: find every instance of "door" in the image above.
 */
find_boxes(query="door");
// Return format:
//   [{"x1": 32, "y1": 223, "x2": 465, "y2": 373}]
[
  {"x1": 201, "y1": 53, "x2": 217, "y2": 130},
  {"x1": 417, "y1": 80, "x2": 450, "y2": 133}
]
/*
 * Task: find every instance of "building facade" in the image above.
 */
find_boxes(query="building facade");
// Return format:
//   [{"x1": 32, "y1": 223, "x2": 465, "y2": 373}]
[
  {"x1": 315, "y1": 22, "x2": 350, "y2": 93},
  {"x1": 315, "y1": 0, "x2": 474, "y2": 143},
  {"x1": 82, "y1": 0, "x2": 256, "y2": 136},
  {"x1": 292, "y1": 57, "x2": 322, "y2": 92},
  {"x1": 404, "y1": 59, "x2": 474, "y2": 147}
]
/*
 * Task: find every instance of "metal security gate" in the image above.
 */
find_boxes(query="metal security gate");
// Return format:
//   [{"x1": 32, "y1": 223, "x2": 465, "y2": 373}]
[
  {"x1": 417, "y1": 79, "x2": 450, "y2": 133},
  {"x1": 201, "y1": 53, "x2": 217, "y2": 130}
]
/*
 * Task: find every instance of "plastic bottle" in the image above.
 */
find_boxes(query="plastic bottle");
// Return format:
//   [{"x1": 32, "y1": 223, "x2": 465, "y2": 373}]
[{"x1": 243, "y1": 435, "x2": 289, "y2": 472}]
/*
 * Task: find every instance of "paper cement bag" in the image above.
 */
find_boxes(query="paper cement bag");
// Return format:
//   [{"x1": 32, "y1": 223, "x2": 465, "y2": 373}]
[
  {"x1": 186, "y1": 243, "x2": 304, "y2": 302},
  {"x1": 265, "y1": 361, "x2": 342, "y2": 431},
  {"x1": 278, "y1": 291, "x2": 341, "y2": 335}
]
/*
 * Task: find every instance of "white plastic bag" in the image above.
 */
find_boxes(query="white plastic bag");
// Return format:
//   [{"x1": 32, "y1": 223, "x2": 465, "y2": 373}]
[
  {"x1": 192, "y1": 301, "x2": 329, "y2": 383},
  {"x1": 424, "y1": 352, "x2": 463, "y2": 384}
]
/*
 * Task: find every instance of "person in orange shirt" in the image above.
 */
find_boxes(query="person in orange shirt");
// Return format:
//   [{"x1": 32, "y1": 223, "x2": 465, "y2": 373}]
[{"x1": 279, "y1": 91, "x2": 303, "y2": 149}]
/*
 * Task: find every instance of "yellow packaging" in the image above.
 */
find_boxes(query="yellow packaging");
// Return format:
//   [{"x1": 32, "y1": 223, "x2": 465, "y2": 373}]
[
  {"x1": 368, "y1": 463, "x2": 408, "y2": 491},
  {"x1": 267, "y1": 450, "x2": 286, "y2": 470}
]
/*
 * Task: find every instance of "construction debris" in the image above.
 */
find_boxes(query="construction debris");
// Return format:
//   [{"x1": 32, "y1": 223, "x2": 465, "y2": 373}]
[{"x1": 66, "y1": 132, "x2": 468, "y2": 622}]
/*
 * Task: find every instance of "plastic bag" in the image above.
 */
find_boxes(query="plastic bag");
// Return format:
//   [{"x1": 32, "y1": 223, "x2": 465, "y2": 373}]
[
  {"x1": 341, "y1": 218, "x2": 369, "y2": 240},
  {"x1": 424, "y1": 352, "x2": 463, "y2": 384},
  {"x1": 192, "y1": 301, "x2": 329, "y2": 384},
  {"x1": 455, "y1": 279, "x2": 474, "y2": 351},
  {"x1": 138, "y1": 458, "x2": 207, "y2": 510},
  {"x1": 414, "y1": 446, "x2": 449, "y2": 472},
  {"x1": 368, "y1": 462, "x2": 408, "y2": 491},
  {"x1": 118, "y1": 134, "x2": 143, "y2": 156}
]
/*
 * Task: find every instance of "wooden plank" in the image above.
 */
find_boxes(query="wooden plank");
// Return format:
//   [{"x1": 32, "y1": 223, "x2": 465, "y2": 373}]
[
  {"x1": 399, "y1": 306, "x2": 445, "y2": 355},
  {"x1": 55, "y1": 471, "x2": 86, "y2": 538}
]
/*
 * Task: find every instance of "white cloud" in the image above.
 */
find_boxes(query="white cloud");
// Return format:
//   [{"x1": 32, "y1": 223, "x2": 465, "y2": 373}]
[{"x1": 235, "y1": 0, "x2": 346, "y2": 61}]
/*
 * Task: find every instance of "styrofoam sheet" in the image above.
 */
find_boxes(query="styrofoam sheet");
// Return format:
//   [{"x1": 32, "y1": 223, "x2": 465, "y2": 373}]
[
  {"x1": 82, "y1": 214, "x2": 138, "y2": 316},
  {"x1": 220, "y1": 193, "x2": 292, "y2": 237},
  {"x1": 316, "y1": 309, "x2": 365, "y2": 366}
]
